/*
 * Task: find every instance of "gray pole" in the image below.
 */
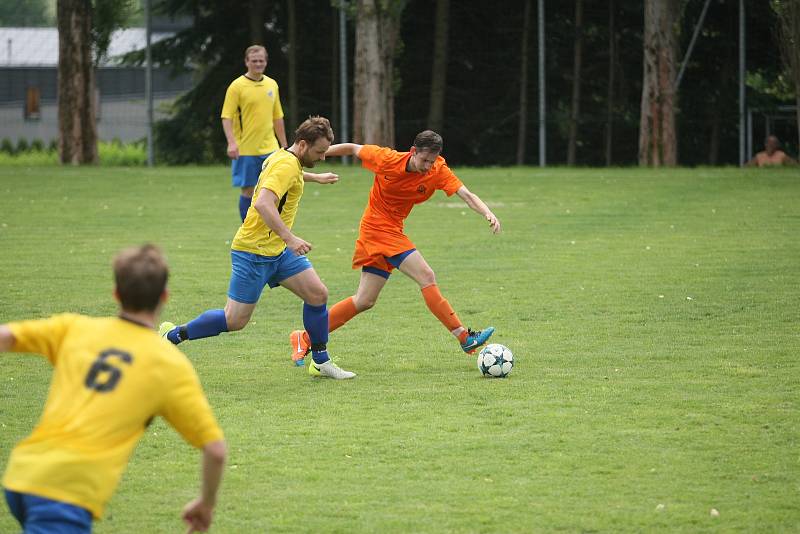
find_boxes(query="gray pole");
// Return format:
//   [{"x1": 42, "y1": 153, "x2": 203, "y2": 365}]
[
  {"x1": 339, "y1": 2, "x2": 350, "y2": 165},
  {"x1": 675, "y1": 0, "x2": 712, "y2": 91},
  {"x1": 739, "y1": 0, "x2": 745, "y2": 166},
  {"x1": 537, "y1": 0, "x2": 545, "y2": 167},
  {"x1": 145, "y1": 0, "x2": 154, "y2": 166}
]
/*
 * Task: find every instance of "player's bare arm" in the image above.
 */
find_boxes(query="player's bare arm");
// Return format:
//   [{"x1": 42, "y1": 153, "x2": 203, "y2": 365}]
[
  {"x1": 456, "y1": 185, "x2": 501, "y2": 234},
  {"x1": 221, "y1": 118, "x2": 239, "y2": 159},
  {"x1": 302, "y1": 171, "x2": 339, "y2": 184},
  {"x1": 273, "y1": 118, "x2": 288, "y2": 148},
  {"x1": 325, "y1": 143, "x2": 363, "y2": 158},
  {"x1": 0, "y1": 325, "x2": 15, "y2": 351},
  {"x1": 182, "y1": 439, "x2": 226, "y2": 533},
  {"x1": 254, "y1": 188, "x2": 312, "y2": 255}
]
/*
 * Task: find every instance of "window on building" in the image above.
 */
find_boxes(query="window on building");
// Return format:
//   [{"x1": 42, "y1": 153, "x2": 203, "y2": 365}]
[{"x1": 25, "y1": 87, "x2": 41, "y2": 121}]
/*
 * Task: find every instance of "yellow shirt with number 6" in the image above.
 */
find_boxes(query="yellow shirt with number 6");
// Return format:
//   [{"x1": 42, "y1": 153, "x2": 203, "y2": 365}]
[{"x1": 2, "y1": 313, "x2": 223, "y2": 519}]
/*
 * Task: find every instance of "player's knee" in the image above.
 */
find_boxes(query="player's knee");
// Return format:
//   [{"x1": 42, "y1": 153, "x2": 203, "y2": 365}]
[
  {"x1": 224, "y1": 313, "x2": 249, "y2": 331},
  {"x1": 418, "y1": 268, "x2": 436, "y2": 287},
  {"x1": 355, "y1": 295, "x2": 377, "y2": 311},
  {"x1": 306, "y1": 285, "x2": 328, "y2": 306}
]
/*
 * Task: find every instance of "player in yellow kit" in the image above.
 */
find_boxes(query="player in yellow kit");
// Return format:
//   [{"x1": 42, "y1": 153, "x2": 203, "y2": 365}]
[
  {"x1": 222, "y1": 45, "x2": 288, "y2": 220},
  {"x1": 0, "y1": 245, "x2": 226, "y2": 533}
]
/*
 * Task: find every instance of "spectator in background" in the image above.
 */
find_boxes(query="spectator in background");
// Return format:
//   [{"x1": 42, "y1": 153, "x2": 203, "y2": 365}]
[{"x1": 746, "y1": 135, "x2": 798, "y2": 167}]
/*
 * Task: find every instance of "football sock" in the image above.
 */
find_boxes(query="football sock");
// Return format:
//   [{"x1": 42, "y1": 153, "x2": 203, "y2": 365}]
[
  {"x1": 185, "y1": 309, "x2": 229, "y2": 340},
  {"x1": 421, "y1": 284, "x2": 463, "y2": 333},
  {"x1": 328, "y1": 296, "x2": 358, "y2": 333},
  {"x1": 303, "y1": 303, "x2": 330, "y2": 364},
  {"x1": 238, "y1": 195, "x2": 251, "y2": 221}
]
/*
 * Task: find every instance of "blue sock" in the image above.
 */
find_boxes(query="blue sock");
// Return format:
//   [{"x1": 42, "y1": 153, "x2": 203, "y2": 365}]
[
  {"x1": 303, "y1": 303, "x2": 330, "y2": 365},
  {"x1": 239, "y1": 195, "x2": 251, "y2": 221},
  {"x1": 185, "y1": 309, "x2": 229, "y2": 340}
]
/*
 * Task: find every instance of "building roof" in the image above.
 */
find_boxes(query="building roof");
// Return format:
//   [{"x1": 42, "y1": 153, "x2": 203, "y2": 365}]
[{"x1": 0, "y1": 27, "x2": 173, "y2": 67}]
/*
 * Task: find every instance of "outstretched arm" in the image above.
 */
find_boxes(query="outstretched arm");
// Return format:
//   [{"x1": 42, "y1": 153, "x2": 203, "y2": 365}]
[
  {"x1": 456, "y1": 185, "x2": 501, "y2": 234},
  {"x1": 302, "y1": 171, "x2": 339, "y2": 184},
  {"x1": 326, "y1": 143, "x2": 364, "y2": 158},
  {"x1": 182, "y1": 439, "x2": 227, "y2": 533},
  {"x1": 0, "y1": 325, "x2": 14, "y2": 352}
]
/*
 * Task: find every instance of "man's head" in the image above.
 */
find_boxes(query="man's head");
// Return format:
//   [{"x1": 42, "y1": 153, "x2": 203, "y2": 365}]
[
  {"x1": 765, "y1": 135, "x2": 781, "y2": 155},
  {"x1": 292, "y1": 116, "x2": 334, "y2": 168},
  {"x1": 408, "y1": 130, "x2": 443, "y2": 173},
  {"x1": 113, "y1": 244, "x2": 169, "y2": 313},
  {"x1": 244, "y1": 45, "x2": 268, "y2": 78}
]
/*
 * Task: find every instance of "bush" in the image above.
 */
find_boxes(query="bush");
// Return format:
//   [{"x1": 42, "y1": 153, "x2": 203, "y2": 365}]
[
  {"x1": 16, "y1": 138, "x2": 30, "y2": 153},
  {"x1": 0, "y1": 138, "x2": 14, "y2": 155},
  {"x1": 30, "y1": 139, "x2": 45, "y2": 152}
]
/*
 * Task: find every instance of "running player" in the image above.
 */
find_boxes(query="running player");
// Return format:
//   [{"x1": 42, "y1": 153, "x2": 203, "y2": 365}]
[
  {"x1": 289, "y1": 130, "x2": 500, "y2": 366},
  {"x1": 222, "y1": 45, "x2": 288, "y2": 220},
  {"x1": 161, "y1": 116, "x2": 355, "y2": 380},
  {"x1": 0, "y1": 244, "x2": 226, "y2": 533}
]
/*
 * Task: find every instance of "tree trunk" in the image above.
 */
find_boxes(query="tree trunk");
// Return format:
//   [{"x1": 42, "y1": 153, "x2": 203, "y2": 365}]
[
  {"x1": 427, "y1": 0, "x2": 449, "y2": 133},
  {"x1": 57, "y1": 0, "x2": 97, "y2": 164},
  {"x1": 248, "y1": 0, "x2": 265, "y2": 44},
  {"x1": 287, "y1": 0, "x2": 298, "y2": 131},
  {"x1": 639, "y1": 0, "x2": 679, "y2": 166},
  {"x1": 773, "y1": 0, "x2": 800, "y2": 154},
  {"x1": 516, "y1": 0, "x2": 531, "y2": 165},
  {"x1": 567, "y1": 0, "x2": 584, "y2": 165},
  {"x1": 604, "y1": 0, "x2": 616, "y2": 166},
  {"x1": 353, "y1": 0, "x2": 406, "y2": 147}
]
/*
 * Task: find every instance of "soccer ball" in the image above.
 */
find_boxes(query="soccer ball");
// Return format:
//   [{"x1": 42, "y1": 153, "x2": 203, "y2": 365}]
[{"x1": 477, "y1": 343, "x2": 514, "y2": 378}]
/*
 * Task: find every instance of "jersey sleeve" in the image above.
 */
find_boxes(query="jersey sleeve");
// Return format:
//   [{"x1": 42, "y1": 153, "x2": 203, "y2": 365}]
[
  {"x1": 7, "y1": 313, "x2": 79, "y2": 364},
  {"x1": 436, "y1": 161, "x2": 463, "y2": 196},
  {"x1": 272, "y1": 84, "x2": 284, "y2": 120},
  {"x1": 220, "y1": 81, "x2": 240, "y2": 119},
  {"x1": 358, "y1": 145, "x2": 398, "y2": 174},
  {"x1": 158, "y1": 356, "x2": 224, "y2": 448}
]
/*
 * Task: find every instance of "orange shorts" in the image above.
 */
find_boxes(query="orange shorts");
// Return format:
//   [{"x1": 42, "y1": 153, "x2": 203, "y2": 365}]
[{"x1": 352, "y1": 225, "x2": 415, "y2": 273}]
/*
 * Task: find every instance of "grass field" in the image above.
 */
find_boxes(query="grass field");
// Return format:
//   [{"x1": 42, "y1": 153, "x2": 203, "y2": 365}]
[{"x1": 1, "y1": 163, "x2": 798, "y2": 533}]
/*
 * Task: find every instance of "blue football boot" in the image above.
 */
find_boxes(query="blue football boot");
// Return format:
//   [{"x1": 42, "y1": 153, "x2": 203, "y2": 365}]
[{"x1": 461, "y1": 326, "x2": 495, "y2": 353}]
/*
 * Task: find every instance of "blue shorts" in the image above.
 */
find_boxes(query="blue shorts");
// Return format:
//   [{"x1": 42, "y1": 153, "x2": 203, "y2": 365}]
[
  {"x1": 5, "y1": 489, "x2": 92, "y2": 534},
  {"x1": 228, "y1": 248, "x2": 313, "y2": 304},
  {"x1": 231, "y1": 153, "x2": 272, "y2": 188},
  {"x1": 362, "y1": 249, "x2": 416, "y2": 280}
]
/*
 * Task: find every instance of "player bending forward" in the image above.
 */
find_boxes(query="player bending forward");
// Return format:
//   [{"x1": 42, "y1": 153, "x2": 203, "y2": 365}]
[
  {"x1": 161, "y1": 116, "x2": 355, "y2": 379},
  {"x1": 290, "y1": 130, "x2": 500, "y2": 365}
]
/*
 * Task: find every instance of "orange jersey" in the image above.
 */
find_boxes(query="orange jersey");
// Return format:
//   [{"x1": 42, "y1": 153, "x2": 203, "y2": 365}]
[{"x1": 353, "y1": 145, "x2": 463, "y2": 268}]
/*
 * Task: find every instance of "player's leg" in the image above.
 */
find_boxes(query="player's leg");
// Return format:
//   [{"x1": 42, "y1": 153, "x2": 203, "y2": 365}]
[
  {"x1": 160, "y1": 250, "x2": 265, "y2": 344},
  {"x1": 396, "y1": 250, "x2": 494, "y2": 353},
  {"x1": 232, "y1": 154, "x2": 267, "y2": 221},
  {"x1": 239, "y1": 185, "x2": 255, "y2": 221},
  {"x1": 289, "y1": 267, "x2": 389, "y2": 364},
  {"x1": 278, "y1": 254, "x2": 355, "y2": 379}
]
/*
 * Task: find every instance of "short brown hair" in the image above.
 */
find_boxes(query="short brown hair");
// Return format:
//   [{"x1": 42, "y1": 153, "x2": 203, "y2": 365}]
[
  {"x1": 113, "y1": 244, "x2": 168, "y2": 312},
  {"x1": 245, "y1": 45, "x2": 267, "y2": 60},
  {"x1": 414, "y1": 130, "x2": 443, "y2": 153},
  {"x1": 294, "y1": 116, "x2": 334, "y2": 145}
]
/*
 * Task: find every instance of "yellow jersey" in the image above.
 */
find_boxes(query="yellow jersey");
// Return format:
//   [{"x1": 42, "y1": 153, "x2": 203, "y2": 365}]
[
  {"x1": 232, "y1": 149, "x2": 305, "y2": 257},
  {"x1": 220, "y1": 74, "x2": 284, "y2": 155},
  {"x1": 2, "y1": 313, "x2": 224, "y2": 519}
]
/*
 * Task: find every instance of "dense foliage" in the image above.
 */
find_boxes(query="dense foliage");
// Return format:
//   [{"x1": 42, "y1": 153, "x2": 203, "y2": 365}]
[{"x1": 131, "y1": 0, "x2": 792, "y2": 166}]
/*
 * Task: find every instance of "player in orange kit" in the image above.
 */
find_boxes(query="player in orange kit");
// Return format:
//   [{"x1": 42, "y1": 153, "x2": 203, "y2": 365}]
[{"x1": 289, "y1": 130, "x2": 500, "y2": 365}]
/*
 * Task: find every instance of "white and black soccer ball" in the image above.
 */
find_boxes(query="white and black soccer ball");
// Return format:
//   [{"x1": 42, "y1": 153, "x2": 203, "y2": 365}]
[{"x1": 477, "y1": 343, "x2": 514, "y2": 378}]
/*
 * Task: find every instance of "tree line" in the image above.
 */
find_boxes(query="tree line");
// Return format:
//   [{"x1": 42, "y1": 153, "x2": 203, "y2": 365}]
[{"x1": 42, "y1": 0, "x2": 800, "y2": 166}]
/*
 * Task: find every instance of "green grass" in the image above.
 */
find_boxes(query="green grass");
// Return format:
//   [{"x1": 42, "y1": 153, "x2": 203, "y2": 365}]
[{"x1": 0, "y1": 164, "x2": 798, "y2": 533}]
